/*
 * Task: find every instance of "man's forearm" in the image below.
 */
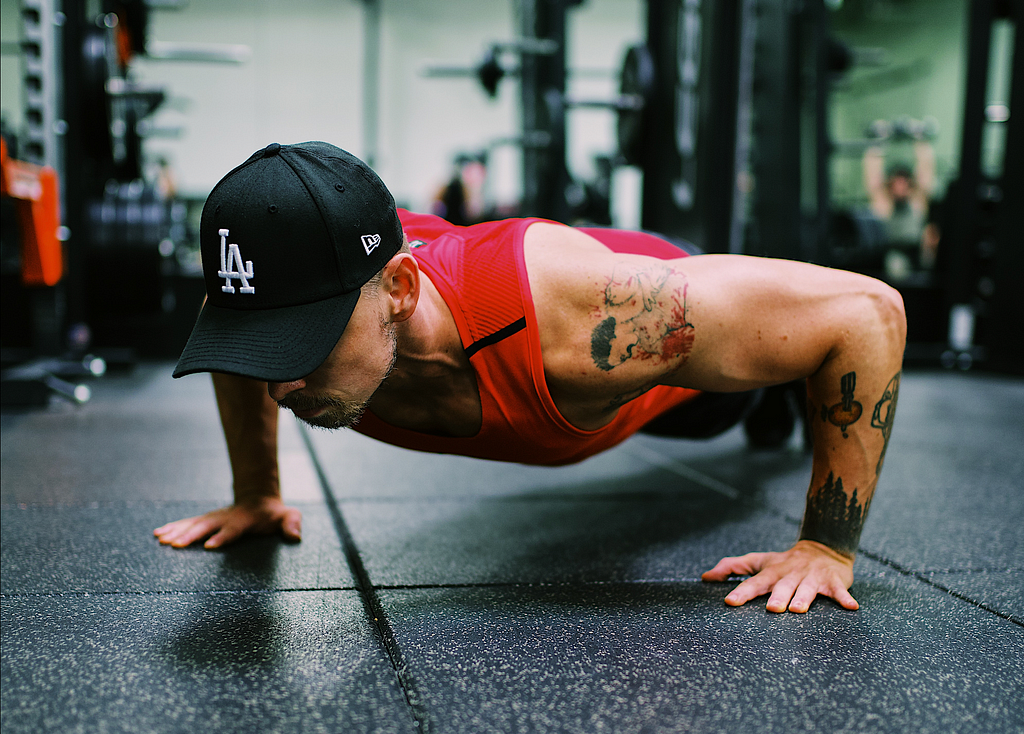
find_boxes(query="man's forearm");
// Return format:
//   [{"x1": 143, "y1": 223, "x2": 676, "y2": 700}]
[
  {"x1": 799, "y1": 281, "x2": 905, "y2": 556},
  {"x1": 212, "y1": 372, "x2": 281, "y2": 502},
  {"x1": 800, "y1": 363, "x2": 902, "y2": 556}
]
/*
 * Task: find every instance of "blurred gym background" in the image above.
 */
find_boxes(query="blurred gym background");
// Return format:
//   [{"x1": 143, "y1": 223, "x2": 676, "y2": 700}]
[{"x1": 1, "y1": 0, "x2": 1020, "y2": 406}]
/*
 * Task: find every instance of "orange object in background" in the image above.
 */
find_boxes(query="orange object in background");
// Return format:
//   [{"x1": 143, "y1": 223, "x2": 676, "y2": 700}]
[{"x1": 0, "y1": 136, "x2": 64, "y2": 286}]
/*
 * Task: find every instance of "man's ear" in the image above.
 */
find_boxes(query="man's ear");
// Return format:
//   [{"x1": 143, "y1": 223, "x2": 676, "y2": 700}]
[{"x1": 382, "y1": 253, "x2": 419, "y2": 323}]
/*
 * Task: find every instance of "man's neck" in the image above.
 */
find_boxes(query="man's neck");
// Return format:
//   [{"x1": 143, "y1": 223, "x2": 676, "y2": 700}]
[
  {"x1": 368, "y1": 272, "x2": 482, "y2": 436},
  {"x1": 390, "y1": 272, "x2": 464, "y2": 383}
]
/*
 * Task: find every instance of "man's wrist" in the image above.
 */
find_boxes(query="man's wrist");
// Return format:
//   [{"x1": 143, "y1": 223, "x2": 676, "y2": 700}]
[
  {"x1": 798, "y1": 470, "x2": 866, "y2": 558},
  {"x1": 232, "y1": 485, "x2": 282, "y2": 505},
  {"x1": 795, "y1": 537, "x2": 856, "y2": 563}
]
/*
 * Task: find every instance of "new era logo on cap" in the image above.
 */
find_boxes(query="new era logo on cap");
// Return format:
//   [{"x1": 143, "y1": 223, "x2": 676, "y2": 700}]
[{"x1": 361, "y1": 233, "x2": 381, "y2": 255}]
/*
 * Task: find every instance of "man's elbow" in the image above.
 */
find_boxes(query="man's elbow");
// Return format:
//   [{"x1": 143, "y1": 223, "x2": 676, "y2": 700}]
[{"x1": 866, "y1": 279, "x2": 908, "y2": 355}]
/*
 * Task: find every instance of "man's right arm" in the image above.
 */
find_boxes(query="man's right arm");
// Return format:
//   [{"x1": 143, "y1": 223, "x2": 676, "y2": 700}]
[
  {"x1": 912, "y1": 140, "x2": 936, "y2": 199},
  {"x1": 153, "y1": 373, "x2": 302, "y2": 548},
  {"x1": 862, "y1": 145, "x2": 891, "y2": 219}
]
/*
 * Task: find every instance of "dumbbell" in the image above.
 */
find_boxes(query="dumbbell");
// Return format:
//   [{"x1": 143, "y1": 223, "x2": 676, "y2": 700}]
[{"x1": 866, "y1": 117, "x2": 939, "y2": 142}]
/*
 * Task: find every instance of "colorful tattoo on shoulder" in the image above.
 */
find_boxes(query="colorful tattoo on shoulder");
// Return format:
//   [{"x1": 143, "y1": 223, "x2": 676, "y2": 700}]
[
  {"x1": 821, "y1": 371, "x2": 863, "y2": 438},
  {"x1": 590, "y1": 263, "x2": 694, "y2": 372},
  {"x1": 871, "y1": 371, "x2": 901, "y2": 475},
  {"x1": 799, "y1": 471, "x2": 868, "y2": 556}
]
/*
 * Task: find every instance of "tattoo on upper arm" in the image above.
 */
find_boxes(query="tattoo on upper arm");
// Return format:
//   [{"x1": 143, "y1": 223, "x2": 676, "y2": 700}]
[
  {"x1": 589, "y1": 263, "x2": 694, "y2": 372},
  {"x1": 799, "y1": 471, "x2": 867, "y2": 556},
  {"x1": 821, "y1": 371, "x2": 863, "y2": 438},
  {"x1": 870, "y1": 371, "x2": 901, "y2": 474}
]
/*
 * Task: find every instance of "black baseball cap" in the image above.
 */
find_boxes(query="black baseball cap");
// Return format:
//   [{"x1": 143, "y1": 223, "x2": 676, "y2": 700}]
[{"x1": 173, "y1": 141, "x2": 403, "y2": 381}]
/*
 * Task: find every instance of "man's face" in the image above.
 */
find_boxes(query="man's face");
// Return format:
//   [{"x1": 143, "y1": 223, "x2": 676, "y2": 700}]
[
  {"x1": 888, "y1": 175, "x2": 912, "y2": 200},
  {"x1": 270, "y1": 291, "x2": 397, "y2": 430}
]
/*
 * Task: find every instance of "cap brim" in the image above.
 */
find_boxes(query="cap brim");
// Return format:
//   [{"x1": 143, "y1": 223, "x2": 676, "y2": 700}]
[{"x1": 173, "y1": 291, "x2": 360, "y2": 382}]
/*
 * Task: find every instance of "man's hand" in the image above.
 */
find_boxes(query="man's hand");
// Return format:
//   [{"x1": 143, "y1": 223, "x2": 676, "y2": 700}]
[
  {"x1": 702, "y1": 540, "x2": 857, "y2": 613},
  {"x1": 154, "y1": 497, "x2": 302, "y2": 549}
]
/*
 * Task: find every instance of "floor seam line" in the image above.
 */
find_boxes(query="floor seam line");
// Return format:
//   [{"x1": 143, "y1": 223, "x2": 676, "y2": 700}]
[
  {"x1": 857, "y1": 548, "x2": 1024, "y2": 626},
  {"x1": 299, "y1": 425, "x2": 431, "y2": 733},
  {"x1": 0, "y1": 586, "x2": 360, "y2": 598},
  {"x1": 375, "y1": 579, "x2": 710, "y2": 591}
]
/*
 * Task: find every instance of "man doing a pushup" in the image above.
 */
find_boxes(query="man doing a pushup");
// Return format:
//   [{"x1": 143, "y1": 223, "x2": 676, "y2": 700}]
[{"x1": 157, "y1": 142, "x2": 906, "y2": 614}]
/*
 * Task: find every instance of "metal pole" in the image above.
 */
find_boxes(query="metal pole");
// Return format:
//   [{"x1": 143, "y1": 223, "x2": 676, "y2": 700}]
[
  {"x1": 728, "y1": 0, "x2": 757, "y2": 254},
  {"x1": 986, "y1": 0, "x2": 1023, "y2": 373},
  {"x1": 812, "y1": 0, "x2": 832, "y2": 266},
  {"x1": 947, "y1": 0, "x2": 993, "y2": 307},
  {"x1": 362, "y1": 0, "x2": 381, "y2": 168},
  {"x1": 21, "y1": 0, "x2": 67, "y2": 355}
]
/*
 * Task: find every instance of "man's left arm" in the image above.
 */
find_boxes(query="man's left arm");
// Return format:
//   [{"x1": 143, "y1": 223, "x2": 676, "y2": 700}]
[
  {"x1": 649, "y1": 254, "x2": 906, "y2": 612},
  {"x1": 529, "y1": 229, "x2": 906, "y2": 612}
]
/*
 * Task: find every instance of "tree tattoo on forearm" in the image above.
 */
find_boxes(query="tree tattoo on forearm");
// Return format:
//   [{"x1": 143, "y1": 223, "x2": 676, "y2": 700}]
[
  {"x1": 799, "y1": 471, "x2": 867, "y2": 556},
  {"x1": 590, "y1": 263, "x2": 694, "y2": 372},
  {"x1": 822, "y1": 371, "x2": 863, "y2": 438},
  {"x1": 871, "y1": 371, "x2": 901, "y2": 475}
]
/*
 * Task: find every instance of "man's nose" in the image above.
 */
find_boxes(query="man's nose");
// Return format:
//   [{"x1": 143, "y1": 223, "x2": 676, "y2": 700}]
[{"x1": 268, "y1": 379, "x2": 306, "y2": 402}]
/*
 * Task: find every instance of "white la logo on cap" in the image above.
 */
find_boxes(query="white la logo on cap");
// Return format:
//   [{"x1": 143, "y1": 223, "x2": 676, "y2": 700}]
[
  {"x1": 361, "y1": 233, "x2": 381, "y2": 255},
  {"x1": 217, "y1": 228, "x2": 255, "y2": 294}
]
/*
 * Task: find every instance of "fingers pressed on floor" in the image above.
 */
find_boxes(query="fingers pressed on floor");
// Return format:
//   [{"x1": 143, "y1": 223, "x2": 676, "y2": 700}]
[
  {"x1": 725, "y1": 574, "x2": 773, "y2": 606},
  {"x1": 832, "y1": 583, "x2": 860, "y2": 610},
  {"x1": 765, "y1": 578, "x2": 800, "y2": 613},
  {"x1": 706, "y1": 553, "x2": 765, "y2": 581},
  {"x1": 787, "y1": 582, "x2": 819, "y2": 613},
  {"x1": 171, "y1": 520, "x2": 215, "y2": 547},
  {"x1": 205, "y1": 524, "x2": 242, "y2": 549}
]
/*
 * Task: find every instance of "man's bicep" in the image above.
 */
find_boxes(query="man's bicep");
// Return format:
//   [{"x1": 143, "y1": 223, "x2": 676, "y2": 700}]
[{"x1": 661, "y1": 255, "x2": 859, "y2": 392}]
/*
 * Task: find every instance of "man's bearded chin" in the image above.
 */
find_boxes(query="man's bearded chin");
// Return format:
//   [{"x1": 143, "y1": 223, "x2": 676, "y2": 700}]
[
  {"x1": 281, "y1": 321, "x2": 398, "y2": 431},
  {"x1": 279, "y1": 393, "x2": 368, "y2": 430}
]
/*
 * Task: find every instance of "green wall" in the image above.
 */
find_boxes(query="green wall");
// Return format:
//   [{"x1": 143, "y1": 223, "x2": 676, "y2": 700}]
[{"x1": 828, "y1": 0, "x2": 969, "y2": 206}]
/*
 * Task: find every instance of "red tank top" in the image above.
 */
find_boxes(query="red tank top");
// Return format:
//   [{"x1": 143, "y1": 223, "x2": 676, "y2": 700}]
[{"x1": 352, "y1": 210, "x2": 700, "y2": 466}]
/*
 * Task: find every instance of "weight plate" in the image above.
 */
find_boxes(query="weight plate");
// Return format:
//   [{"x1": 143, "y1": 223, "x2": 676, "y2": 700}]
[{"x1": 617, "y1": 44, "x2": 654, "y2": 166}]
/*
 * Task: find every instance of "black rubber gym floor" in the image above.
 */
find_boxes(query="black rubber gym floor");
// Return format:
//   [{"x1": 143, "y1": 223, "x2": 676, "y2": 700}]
[{"x1": 2, "y1": 364, "x2": 1022, "y2": 733}]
